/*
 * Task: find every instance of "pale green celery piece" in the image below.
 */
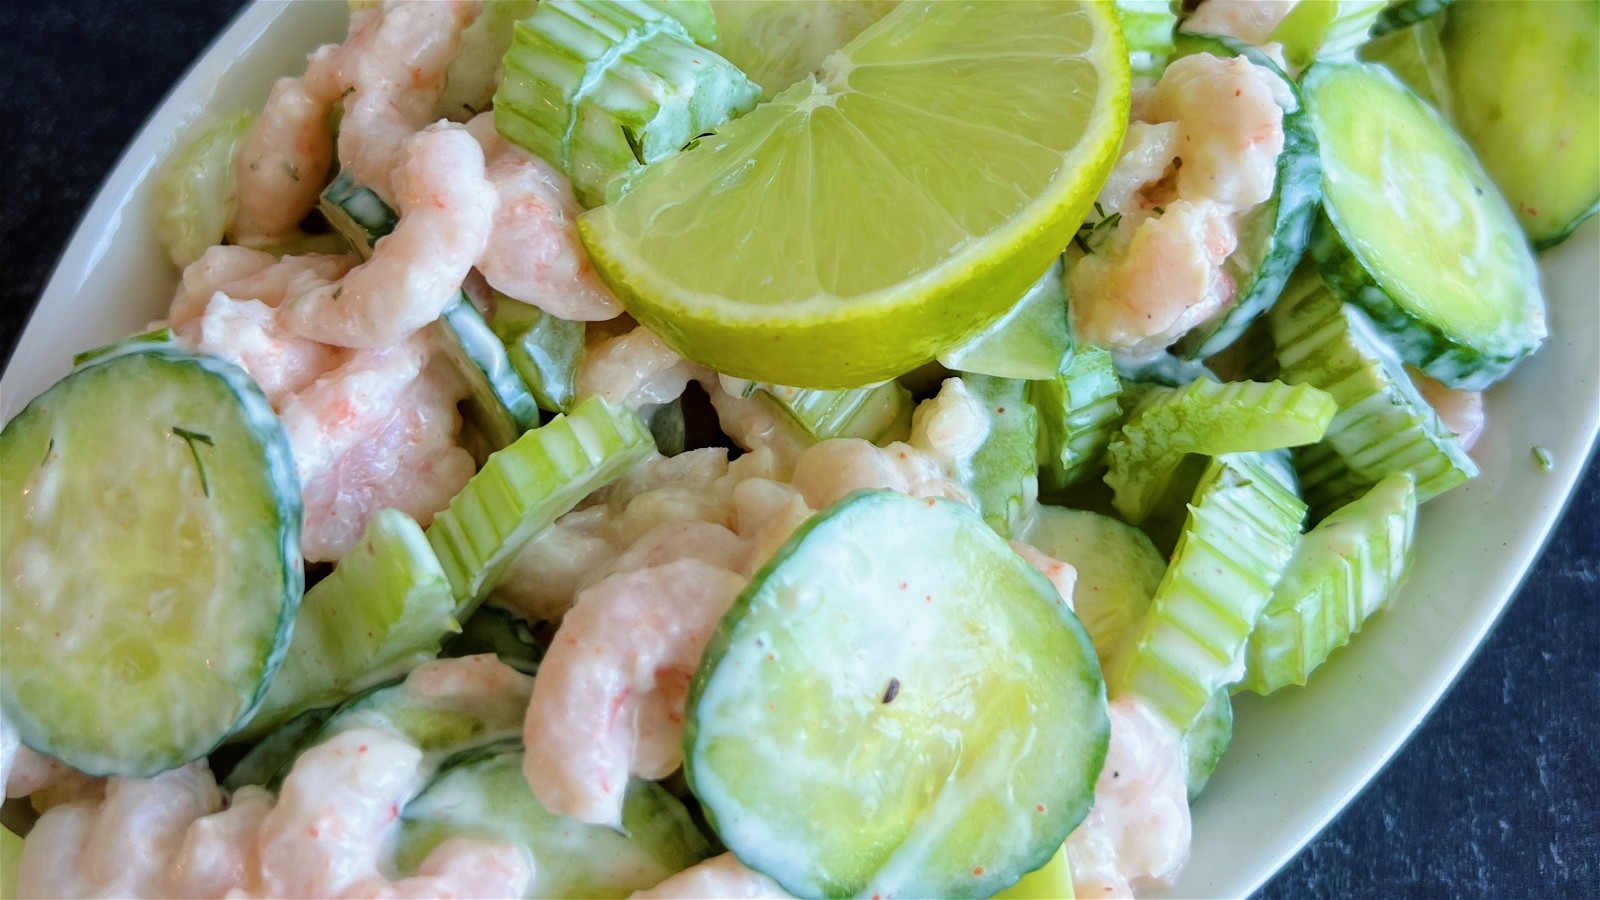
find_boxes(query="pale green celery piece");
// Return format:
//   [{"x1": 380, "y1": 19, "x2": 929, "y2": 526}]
[
  {"x1": 318, "y1": 170, "x2": 397, "y2": 259},
  {"x1": 1268, "y1": 276, "x2": 1476, "y2": 515},
  {"x1": 1029, "y1": 344, "x2": 1123, "y2": 498},
  {"x1": 488, "y1": 297, "x2": 586, "y2": 414},
  {"x1": 426, "y1": 397, "x2": 654, "y2": 609},
  {"x1": 1105, "y1": 378, "x2": 1336, "y2": 524},
  {"x1": 237, "y1": 509, "x2": 458, "y2": 740},
  {"x1": 72, "y1": 327, "x2": 176, "y2": 368},
  {"x1": 961, "y1": 376, "x2": 1040, "y2": 539},
  {"x1": 651, "y1": 0, "x2": 717, "y2": 45},
  {"x1": 1242, "y1": 472, "x2": 1417, "y2": 695},
  {"x1": 938, "y1": 261, "x2": 1072, "y2": 381},
  {"x1": 493, "y1": 0, "x2": 760, "y2": 207},
  {"x1": 756, "y1": 380, "x2": 913, "y2": 445},
  {"x1": 436, "y1": 0, "x2": 543, "y2": 122},
  {"x1": 395, "y1": 743, "x2": 713, "y2": 898},
  {"x1": 434, "y1": 295, "x2": 544, "y2": 462},
  {"x1": 1184, "y1": 689, "x2": 1233, "y2": 801},
  {"x1": 1114, "y1": 0, "x2": 1178, "y2": 78},
  {"x1": 153, "y1": 110, "x2": 253, "y2": 268},
  {"x1": 1270, "y1": 0, "x2": 1388, "y2": 71},
  {"x1": 1360, "y1": 12, "x2": 1452, "y2": 116},
  {"x1": 1020, "y1": 505, "x2": 1165, "y2": 664},
  {"x1": 1108, "y1": 451, "x2": 1305, "y2": 734}
]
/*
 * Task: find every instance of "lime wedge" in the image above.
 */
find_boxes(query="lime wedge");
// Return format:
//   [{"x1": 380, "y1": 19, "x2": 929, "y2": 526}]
[
  {"x1": 711, "y1": 0, "x2": 900, "y2": 98},
  {"x1": 581, "y1": 1, "x2": 1129, "y2": 388}
]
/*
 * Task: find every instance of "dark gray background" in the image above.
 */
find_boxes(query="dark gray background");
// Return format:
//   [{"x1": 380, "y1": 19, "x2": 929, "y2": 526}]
[{"x1": 0, "y1": 2, "x2": 1594, "y2": 896}]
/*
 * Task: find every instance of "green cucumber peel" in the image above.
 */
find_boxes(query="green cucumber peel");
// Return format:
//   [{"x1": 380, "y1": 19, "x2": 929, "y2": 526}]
[
  {"x1": 1105, "y1": 377, "x2": 1335, "y2": 524},
  {"x1": 1183, "y1": 689, "x2": 1233, "y2": 801},
  {"x1": 1020, "y1": 505, "x2": 1165, "y2": 665},
  {"x1": 436, "y1": 294, "x2": 544, "y2": 460},
  {"x1": 938, "y1": 261, "x2": 1072, "y2": 382},
  {"x1": 71, "y1": 327, "x2": 177, "y2": 368},
  {"x1": 1372, "y1": 0, "x2": 1455, "y2": 36},
  {"x1": 1242, "y1": 472, "x2": 1417, "y2": 695},
  {"x1": 318, "y1": 169, "x2": 397, "y2": 259},
  {"x1": 488, "y1": 297, "x2": 585, "y2": 414}
]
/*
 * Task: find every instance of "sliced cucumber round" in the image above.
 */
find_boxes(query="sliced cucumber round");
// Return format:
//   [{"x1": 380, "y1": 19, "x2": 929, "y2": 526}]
[
  {"x1": 1304, "y1": 60, "x2": 1546, "y2": 390},
  {"x1": 1441, "y1": 0, "x2": 1599, "y2": 249},
  {"x1": 0, "y1": 349, "x2": 301, "y2": 775},
  {"x1": 1183, "y1": 689, "x2": 1233, "y2": 802},
  {"x1": 961, "y1": 375, "x2": 1041, "y2": 539},
  {"x1": 395, "y1": 741, "x2": 712, "y2": 899},
  {"x1": 1020, "y1": 505, "x2": 1166, "y2": 664},
  {"x1": 1171, "y1": 35, "x2": 1322, "y2": 361},
  {"x1": 436, "y1": 293, "x2": 544, "y2": 460},
  {"x1": 318, "y1": 169, "x2": 397, "y2": 259},
  {"x1": 488, "y1": 297, "x2": 586, "y2": 415},
  {"x1": 685, "y1": 490, "x2": 1108, "y2": 899}
]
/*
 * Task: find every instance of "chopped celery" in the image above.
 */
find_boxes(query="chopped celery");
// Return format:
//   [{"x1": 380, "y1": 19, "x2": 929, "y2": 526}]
[
  {"x1": 488, "y1": 298, "x2": 586, "y2": 414},
  {"x1": 426, "y1": 397, "x2": 654, "y2": 609},
  {"x1": 237, "y1": 509, "x2": 458, "y2": 740},
  {"x1": 1029, "y1": 344, "x2": 1123, "y2": 498},
  {"x1": 1115, "y1": 0, "x2": 1179, "y2": 78},
  {"x1": 961, "y1": 375, "x2": 1040, "y2": 538},
  {"x1": 318, "y1": 170, "x2": 397, "y2": 258},
  {"x1": 1105, "y1": 378, "x2": 1335, "y2": 524},
  {"x1": 1109, "y1": 452, "x2": 1305, "y2": 733},
  {"x1": 153, "y1": 110, "x2": 254, "y2": 268},
  {"x1": 493, "y1": 0, "x2": 760, "y2": 207},
  {"x1": 1268, "y1": 275, "x2": 1476, "y2": 514},
  {"x1": 1242, "y1": 472, "x2": 1417, "y2": 694},
  {"x1": 938, "y1": 262, "x2": 1072, "y2": 381},
  {"x1": 754, "y1": 380, "x2": 913, "y2": 445}
]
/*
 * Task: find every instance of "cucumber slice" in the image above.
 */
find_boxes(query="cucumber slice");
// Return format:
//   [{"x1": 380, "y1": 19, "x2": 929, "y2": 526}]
[
  {"x1": 1183, "y1": 690, "x2": 1233, "y2": 801},
  {"x1": 685, "y1": 490, "x2": 1108, "y2": 899},
  {"x1": 746, "y1": 380, "x2": 914, "y2": 445},
  {"x1": 395, "y1": 741, "x2": 712, "y2": 899},
  {"x1": 1243, "y1": 472, "x2": 1417, "y2": 695},
  {"x1": 239, "y1": 508, "x2": 458, "y2": 739},
  {"x1": 1441, "y1": 0, "x2": 1599, "y2": 248},
  {"x1": 1108, "y1": 452, "x2": 1305, "y2": 734},
  {"x1": 71, "y1": 326, "x2": 176, "y2": 368},
  {"x1": 938, "y1": 262, "x2": 1072, "y2": 382},
  {"x1": 436, "y1": 0, "x2": 542, "y2": 121},
  {"x1": 962, "y1": 375, "x2": 1041, "y2": 538},
  {"x1": 1373, "y1": 0, "x2": 1454, "y2": 35},
  {"x1": 1020, "y1": 506, "x2": 1166, "y2": 665},
  {"x1": 1115, "y1": 0, "x2": 1178, "y2": 78},
  {"x1": 436, "y1": 294, "x2": 544, "y2": 457},
  {"x1": 153, "y1": 109, "x2": 254, "y2": 268},
  {"x1": 318, "y1": 170, "x2": 397, "y2": 259},
  {"x1": 1269, "y1": 273, "x2": 1476, "y2": 513},
  {"x1": 1269, "y1": 0, "x2": 1388, "y2": 71},
  {"x1": 488, "y1": 298, "x2": 585, "y2": 415},
  {"x1": 1360, "y1": 13, "x2": 1452, "y2": 115},
  {"x1": 0, "y1": 349, "x2": 300, "y2": 776},
  {"x1": 1029, "y1": 344, "x2": 1122, "y2": 498},
  {"x1": 1305, "y1": 60, "x2": 1546, "y2": 390},
  {"x1": 441, "y1": 601, "x2": 546, "y2": 675},
  {"x1": 993, "y1": 845, "x2": 1075, "y2": 900},
  {"x1": 1104, "y1": 378, "x2": 1335, "y2": 524},
  {"x1": 1170, "y1": 35, "x2": 1322, "y2": 360},
  {"x1": 493, "y1": 0, "x2": 760, "y2": 207},
  {"x1": 426, "y1": 397, "x2": 654, "y2": 610}
]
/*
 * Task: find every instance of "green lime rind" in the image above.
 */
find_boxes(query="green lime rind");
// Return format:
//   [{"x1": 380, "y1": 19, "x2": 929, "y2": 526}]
[
  {"x1": 493, "y1": 0, "x2": 759, "y2": 208},
  {"x1": 685, "y1": 489, "x2": 1108, "y2": 899},
  {"x1": 1268, "y1": 273, "x2": 1476, "y2": 515},
  {"x1": 1105, "y1": 378, "x2": 1335, "y2": 524},
  {"x1": 1242, "y1": 472, "x2": 1417, "y2": 695},
  {"x1": 395, "y1": 741, "x2": 712, "y2": 898},
  {"x1": 1030, "y1": 343, "x2": 1123, "y2": 498},
  {"x1": 235, "y1": 509, "x2": 458, "y2": 740},
  {"x1": 1108, "y1": 451, "x2": 1305, "y2": 734},
  {"x1": 426, "y1": 397, "x2": 654, "y2": 612},
  {"x1": 1, "y1": 349, "x2": 301, "y2": 776}
]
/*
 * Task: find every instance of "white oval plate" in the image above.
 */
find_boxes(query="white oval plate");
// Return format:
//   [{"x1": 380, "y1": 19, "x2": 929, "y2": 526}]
[{"x1": 1, "y1": 4, "x2": 1595, "y2": 897}]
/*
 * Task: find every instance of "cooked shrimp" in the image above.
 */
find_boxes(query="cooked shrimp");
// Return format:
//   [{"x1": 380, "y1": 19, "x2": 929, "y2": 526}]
[
  {"x1": 168, "y1": 245, "x2": 279, "y2": 328},
  {"x1": 179, "y1": 293, "x2": 350, "y2": 397},
  {"x1": 168, "y1": 785, "x2": 275, "y2": 899},
  {"x1": 630, "y1": 853, "x2": 794, "y2": 900},
  {"x1": 230, "y1": 46, "x2": 342, "y2": 247},
  {"x1": 523, "y1": 559, "x2": 748, "y2": 827},
  {"x1": 1071, "y1": 52, "x2": 1288, "y2": 358},
  {"x1": 280, "y1": 124, "x2": 497, "y2": 349},
  {"x1": 577, "y1": 326, "x2": 712, "y2": 412},
  {"x1": 1065, "y1": 697, "x2": 1192, "y2": 898},
  {"x1": 332, "y1": 0, "x2": 479, "y2": 202},
  {"x1": 467, "y1": 113, "x2": 624, "y2": 321},
  {"x1": 706, "y1": 383, "x2": 813, "y2": 473},
  {"x1": 1011, "y1": 540, "x2": 1080, "y2": 610},
  {"x1": 1408, "y1": 367, "x2": 1486, "y2": 452},
  {"x1": 1180, "y1": 0, "x2": 1299, "y2": 48},
  {"x1": 360, "y1": 837, "x2": 533, "y2": 900}
]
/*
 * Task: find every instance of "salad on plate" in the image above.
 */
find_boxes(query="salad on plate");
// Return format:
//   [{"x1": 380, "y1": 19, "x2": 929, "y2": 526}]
[{"x1": 0, "y1": 0, "x2": 1594, "y2": 897}]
